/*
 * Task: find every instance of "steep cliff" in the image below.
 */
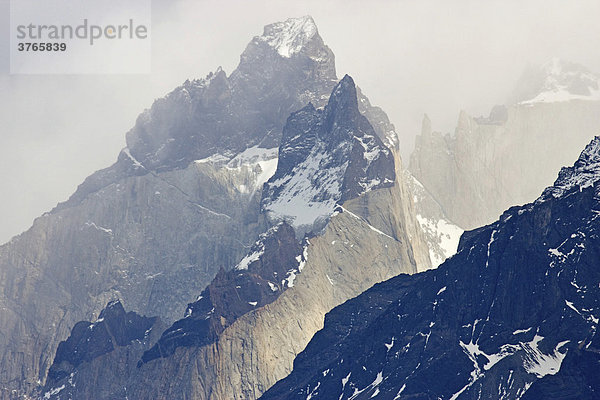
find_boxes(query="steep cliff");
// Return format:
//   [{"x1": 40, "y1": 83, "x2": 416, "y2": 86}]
[
  {"x1": 410, "y1": 59, "x2": 600, "y2": 230},
  {"x1": 40, "y1": 75, "x2": 430, "y2": 400}
]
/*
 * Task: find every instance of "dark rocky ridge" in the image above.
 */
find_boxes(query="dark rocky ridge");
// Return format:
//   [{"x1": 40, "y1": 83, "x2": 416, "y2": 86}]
[
  {"x1": 44, "y1": 301, "x2": 158, "y2": 389},
  {"x1": 261, "y1": 137, "x2": 600, "y2": 399},
  {"x1": 140, "y1": 222, "x2": 304, "y2": 364}
]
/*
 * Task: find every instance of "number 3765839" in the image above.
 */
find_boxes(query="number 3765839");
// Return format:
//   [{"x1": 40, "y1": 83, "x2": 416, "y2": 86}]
[{"x1": 17, "y1": 42, "x2": 67, "y2": 51}]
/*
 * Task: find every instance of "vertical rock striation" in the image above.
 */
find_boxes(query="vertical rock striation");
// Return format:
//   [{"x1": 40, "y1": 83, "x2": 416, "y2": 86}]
[{"x1": 410, "y1": 59, "x2": 600, "y2": 230}]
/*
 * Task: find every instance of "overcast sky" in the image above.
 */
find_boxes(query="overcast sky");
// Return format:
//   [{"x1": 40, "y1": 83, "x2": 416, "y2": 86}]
[{"x1": 1, "y1": 0, "x2": 600, "y2": 244}]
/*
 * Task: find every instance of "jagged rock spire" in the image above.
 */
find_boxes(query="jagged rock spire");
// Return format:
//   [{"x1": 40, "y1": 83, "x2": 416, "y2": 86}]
[{"x1": 261, "y1": 75, "x2": 395, "y2": 236}]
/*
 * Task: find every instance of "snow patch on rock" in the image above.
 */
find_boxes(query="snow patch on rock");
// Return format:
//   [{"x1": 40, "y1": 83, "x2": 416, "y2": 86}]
[
  {"x1": 258, "y1": 16, "x2": 318, "y2": 58},
  {"x1": 265, "y1": 145, "x2": 346, "y2": 229},
  {"x1": 416, "y1": 214, "x2": 462, "y2": 267}
]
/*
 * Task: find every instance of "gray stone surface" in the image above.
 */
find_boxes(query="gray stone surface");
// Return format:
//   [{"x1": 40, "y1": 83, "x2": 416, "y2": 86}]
[
  {"x1": 0, "y1": 17, "x2": 411, "y2": 399},
  {"x1": 410, "y1": 99, "x2": 600, "y2": 230}
]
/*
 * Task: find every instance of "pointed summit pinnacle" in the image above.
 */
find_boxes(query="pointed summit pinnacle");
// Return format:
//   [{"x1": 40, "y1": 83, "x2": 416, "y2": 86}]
[{"x1": 327, "y1": 75, "x2": 358, "y2": 114}]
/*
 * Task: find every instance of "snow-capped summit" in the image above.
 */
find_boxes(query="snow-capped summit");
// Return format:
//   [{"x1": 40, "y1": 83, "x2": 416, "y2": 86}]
[
  {"x1": 513, "y1": 58, "x2": 600, "y2": 104},
  {"x1": 258, "y1": 16, "x2": 318, "y2": 58},
  {"x1": 114, "y1": 15, "x2": 338, "y2": 175}
]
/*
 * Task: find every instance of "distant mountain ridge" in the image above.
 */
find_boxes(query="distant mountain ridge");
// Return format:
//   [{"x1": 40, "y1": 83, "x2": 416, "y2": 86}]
[
  {"x1": 410, "y1": 59, "x2": 600, "y2": 230},
  {"x1": 511, "y1": 58, "x2": 600, "y2": 105}
]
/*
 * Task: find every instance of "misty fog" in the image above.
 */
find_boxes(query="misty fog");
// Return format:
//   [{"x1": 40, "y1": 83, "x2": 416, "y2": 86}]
[{"x1": 1, "y1": 0, "x2": 600, "y2": 243}]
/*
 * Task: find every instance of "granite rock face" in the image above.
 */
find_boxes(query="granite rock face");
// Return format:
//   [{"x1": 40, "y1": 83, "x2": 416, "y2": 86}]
[
  {"x1": 0, "y1": 17, "x2": 405, "y2": 399},
  {"x1": 261, "y1": 137, "x2": 600, "y2": 400},
  {"x1": 128, "y1": 201, "x2": 426, "y2": 400},
  {"x1": 39, "y1": 74, "x2": 430, "y2": 400},
  {"x1": 0, "y1": 153, "x2": 266, "y2": 399},
  {"x1": 139, "y1": 222, "x2": 305, "y2": 365},
  {"x1": 410, "y1": 59, "x2": 600, "y2": 230}
]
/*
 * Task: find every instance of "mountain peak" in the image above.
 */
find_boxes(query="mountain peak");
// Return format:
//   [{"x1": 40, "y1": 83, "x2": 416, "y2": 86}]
[
  {"x1": 325, "y1": 74, "x2": 359, "y2": 126},
  {"x1": 577, "y1": 135, "x2": 600, "y2": 166},
  {"x1": 329, "y1": 75, "x2": 357, "y2": 102},
  {"x1": 337, "y1": 73, "x2": 355, "y2": 86},
  {"x1": 542, "y1": 135, "x2": 600, "y2": 199},
  {"x1": 512, "y1": 58, "x2": 600, "y2": 104},
  {"x1": 258, "y1": 16, "x2": 318, "y2": 58},
  {"x1": 114, "y1": 16, "x2": 336, "y2": 175},
  {"x1": 262, "y1": 75, "x2": 395, "y2": 235}
]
